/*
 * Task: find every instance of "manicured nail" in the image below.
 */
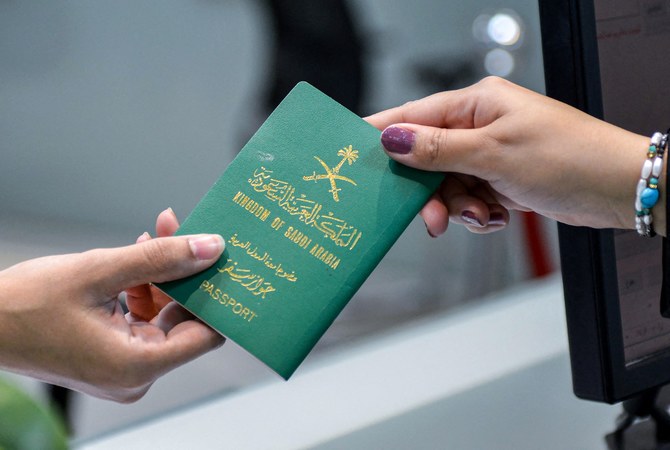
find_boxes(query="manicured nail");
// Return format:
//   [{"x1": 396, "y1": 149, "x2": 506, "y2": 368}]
[
  {"x1": 381, "y1": 126, "x2": 415, "y2": 154},
  {"x1": 489, "y1": 213, "x2": 507, "y2": 227},
  {"x1": 189, "y1": 235, "x2": 225, "y2": 260},
  {"x1": 461, "y1": 211, "x2": 484, "y2": 227},
  {"x1": 136, "y1": 232, "x2": 151, "y2": 244}
]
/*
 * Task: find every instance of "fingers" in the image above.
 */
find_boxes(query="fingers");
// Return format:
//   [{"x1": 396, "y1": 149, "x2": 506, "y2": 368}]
[
  {"x1": 146, "y1": 302, "x2": 225, "y2": 373},
  {"x1": 366, "y1": 91, "x2": 462, "y2": 130},
  {"x1": 365, "y1": 77, "x2": 510, "y2": 131},
  {"x1": 442, "y1": 176, "x2": 489, "y2": 228},
  {"x1": 152, "y1": 302, "x2": 220, "y2": 344},
  {"x1": 153, "y1": 322, "x2": 224, "y2": 377},
  {"x1": 97, "y1": 306, "x2": 224, "y2": 403},
  {"x1": 370, "y1": 77, "x2": 523, "y2": 181},
  {"x1": 126, "y1": 209, "x2": 183, "y2": 321},
  {"x1": 419, "y1": 175, "x2": 510, "y2": 236},
  {"x1": 419, "y1": 193, "x2": 449, "y2": 237},
  {"x1": 446, "y1": 176, "x2": 510, "y2": 232},
  {"x1": 380, "y1": 123, "x2": 491, "y2": 177},
  {"x1": 87, "y1": 234, "x2": 225, "y2": 298},
  {"x1": 125, "y1": 284, "x2": 157, "y2": 321},
  {"x1": 156, "y1": 207, "x2": 180, "y2": 237},
  {"x1": 152, "y1": 301, "x2": 196, "y2": 334}
]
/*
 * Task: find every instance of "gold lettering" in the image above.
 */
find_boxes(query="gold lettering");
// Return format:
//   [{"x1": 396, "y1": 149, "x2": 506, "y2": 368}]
[
  {"x1": 308, "y1": 244, "x2": 341, "y2": 270},
  {"x1": 271, "y1": 217, "x2": 285, "y2": 230},
  {"x1": 198, "y1": 280, "x2": 258, "y2": 322},
  {"x1": 229, "y1": 232, "x2": 298, "y2": 283},
  {"x1": 202, "y1": 281, "x2": 215, "y2": 295},
  {"x1": 218, "y1": 259, "x2": 275, "y2": 299},
  {"x1": 231, "y1": 191, "x2": 270, "y2": 222},
  {"x1": 284, "y1": 226, "x2": 312, "y2": 249},
  {"x1": 309, "y1": 244, "x2": 323, "y2": 258},
  {"x1": 248, "y1": 167, "x2": 364, "y2": 251}
]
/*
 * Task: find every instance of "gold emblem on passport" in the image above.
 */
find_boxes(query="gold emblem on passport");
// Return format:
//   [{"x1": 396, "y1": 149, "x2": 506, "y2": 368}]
[{"x1": 302, "y1": 145, "x2": 359, "y2": 202}]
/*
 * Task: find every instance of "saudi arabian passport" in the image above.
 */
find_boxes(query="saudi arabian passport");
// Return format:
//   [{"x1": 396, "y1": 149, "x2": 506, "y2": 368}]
[{"x1": 157, "y1": 82, "x2": 442, "y2": 379}]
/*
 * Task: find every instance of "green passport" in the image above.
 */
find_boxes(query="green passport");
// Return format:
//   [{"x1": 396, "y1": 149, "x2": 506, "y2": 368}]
[{"x1": 157, "y1": 82, "x2": 442, "y2": 379}]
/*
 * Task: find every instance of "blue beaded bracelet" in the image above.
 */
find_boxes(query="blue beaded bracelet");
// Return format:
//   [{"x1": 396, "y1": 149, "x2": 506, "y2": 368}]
[{"x1": 635, "y1": 131, "x2": 666, "y2": 237}]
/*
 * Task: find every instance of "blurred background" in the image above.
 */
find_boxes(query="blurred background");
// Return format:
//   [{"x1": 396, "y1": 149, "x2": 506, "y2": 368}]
[{"x1": 0, "y1": 0, "x2": 558, "y2": 444}]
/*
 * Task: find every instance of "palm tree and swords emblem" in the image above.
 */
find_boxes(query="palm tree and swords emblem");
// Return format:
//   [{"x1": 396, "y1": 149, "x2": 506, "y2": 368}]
[{"x1": 303, "y1": 145, "x2": 359, "y2": 202}]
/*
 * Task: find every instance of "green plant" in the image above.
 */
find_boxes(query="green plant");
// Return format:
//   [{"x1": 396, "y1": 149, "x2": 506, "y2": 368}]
[{"x1": 0, "y1": 377, "x2": 68, "y2": 450}]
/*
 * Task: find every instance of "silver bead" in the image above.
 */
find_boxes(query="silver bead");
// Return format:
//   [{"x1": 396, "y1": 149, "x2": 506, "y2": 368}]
[
  {"x1": 653, "y1": 157, "x2": 664, "y2": 177},
  {"x1": 652, "y1": 132, "x2": 663, "y2": 146},
  {"x1": 644, "y1": 215, "x2": 653, "y2": 225},
  {"x1": 642, "y1": 159, "x2": 653, "y2": 178}
]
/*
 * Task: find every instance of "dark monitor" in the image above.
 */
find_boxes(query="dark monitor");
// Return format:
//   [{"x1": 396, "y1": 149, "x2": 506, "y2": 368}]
[{"x1": 539, "y1": 0, "x2": 670, "y2": 404}]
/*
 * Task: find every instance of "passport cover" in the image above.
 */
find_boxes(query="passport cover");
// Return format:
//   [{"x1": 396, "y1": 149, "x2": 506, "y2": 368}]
[{"x1": 157, "y1": 82, "x2": 442, "y2": 379}]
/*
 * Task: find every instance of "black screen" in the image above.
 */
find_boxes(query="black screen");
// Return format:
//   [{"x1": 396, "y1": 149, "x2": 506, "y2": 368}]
[{"x1": 540, "y1": 0, "x2": 670, "y2": 403}]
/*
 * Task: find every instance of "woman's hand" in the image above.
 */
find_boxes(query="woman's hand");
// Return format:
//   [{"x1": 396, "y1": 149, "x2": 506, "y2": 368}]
[
  {"x1": 125, "y1": 208, "x2": 184, "y2": 322},
  {"x1": 366, "y1": 77, "x2": 656, "y2": 236},
  {"x1": 0, "y1": 208, "x2": 225, "y2": 402}
]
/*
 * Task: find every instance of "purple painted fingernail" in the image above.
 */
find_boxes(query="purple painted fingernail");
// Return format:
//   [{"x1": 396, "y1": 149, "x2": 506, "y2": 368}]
[
  {"x1": 461, "y1": 211, "x2": 484, "y2": 227},
  {"x1": 381, "y1": 126, "x2": 415, "y2": 154},
  {"x1": 489, "y1": 213, "x2": 507, "y2": 226}
]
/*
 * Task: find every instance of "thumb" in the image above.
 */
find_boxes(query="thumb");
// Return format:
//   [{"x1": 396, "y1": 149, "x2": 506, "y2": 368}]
[
  {"x1": 380, "y1": 124, "x2": 487, "y2": 176},
  {"x1": 85, "y1": 234, "x2": 225, "y2": 296}
]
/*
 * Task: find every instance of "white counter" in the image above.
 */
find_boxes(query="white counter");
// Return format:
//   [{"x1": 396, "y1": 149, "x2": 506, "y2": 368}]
[{"x1": 75, "y1": 276, "x2": 619, "y2": 449}]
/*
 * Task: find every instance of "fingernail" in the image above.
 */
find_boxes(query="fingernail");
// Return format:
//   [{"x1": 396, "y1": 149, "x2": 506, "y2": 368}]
[
  {"x1": 189, "y1": 235, "x2": 225, "y2": 260},
  {"x1": 381, "y1": 126, "x2": 415, "y2": 154},
  {"x1": 165, "y1": 207, "x2": 177, "y2": 220},
  {"x1": 136, "y1": 232, "x2": 151, "y2": 244},
  {"x1": 424, "y1": 222, "x2": 437, "y2": 238},
  {"x1": 489, "y1": 213, "x2": 507, "y2": 227},
  {"x1": 461, "y1": 211, "x2": 484, "y2": 227}
]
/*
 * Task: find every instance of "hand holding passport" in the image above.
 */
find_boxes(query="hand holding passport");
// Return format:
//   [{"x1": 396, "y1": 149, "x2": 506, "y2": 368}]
[{"x1": 158, "y1": 83, "x2": 442, "y2": 379}]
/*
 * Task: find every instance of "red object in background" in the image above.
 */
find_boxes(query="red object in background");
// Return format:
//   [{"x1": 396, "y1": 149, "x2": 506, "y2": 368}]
[{"x1": 522, "y1": 211, "x2": 553, "y2": 277}]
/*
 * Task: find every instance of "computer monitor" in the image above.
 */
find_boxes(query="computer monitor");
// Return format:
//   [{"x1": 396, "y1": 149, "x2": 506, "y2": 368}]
[{"x1": 539, "y1": 0, "x2": 670, "y2": 404}]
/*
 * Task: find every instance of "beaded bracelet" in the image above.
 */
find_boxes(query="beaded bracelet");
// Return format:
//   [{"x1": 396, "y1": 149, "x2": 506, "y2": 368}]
[{"x1": 635, "y1": 131, "x2": 667, "y2": 237}]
